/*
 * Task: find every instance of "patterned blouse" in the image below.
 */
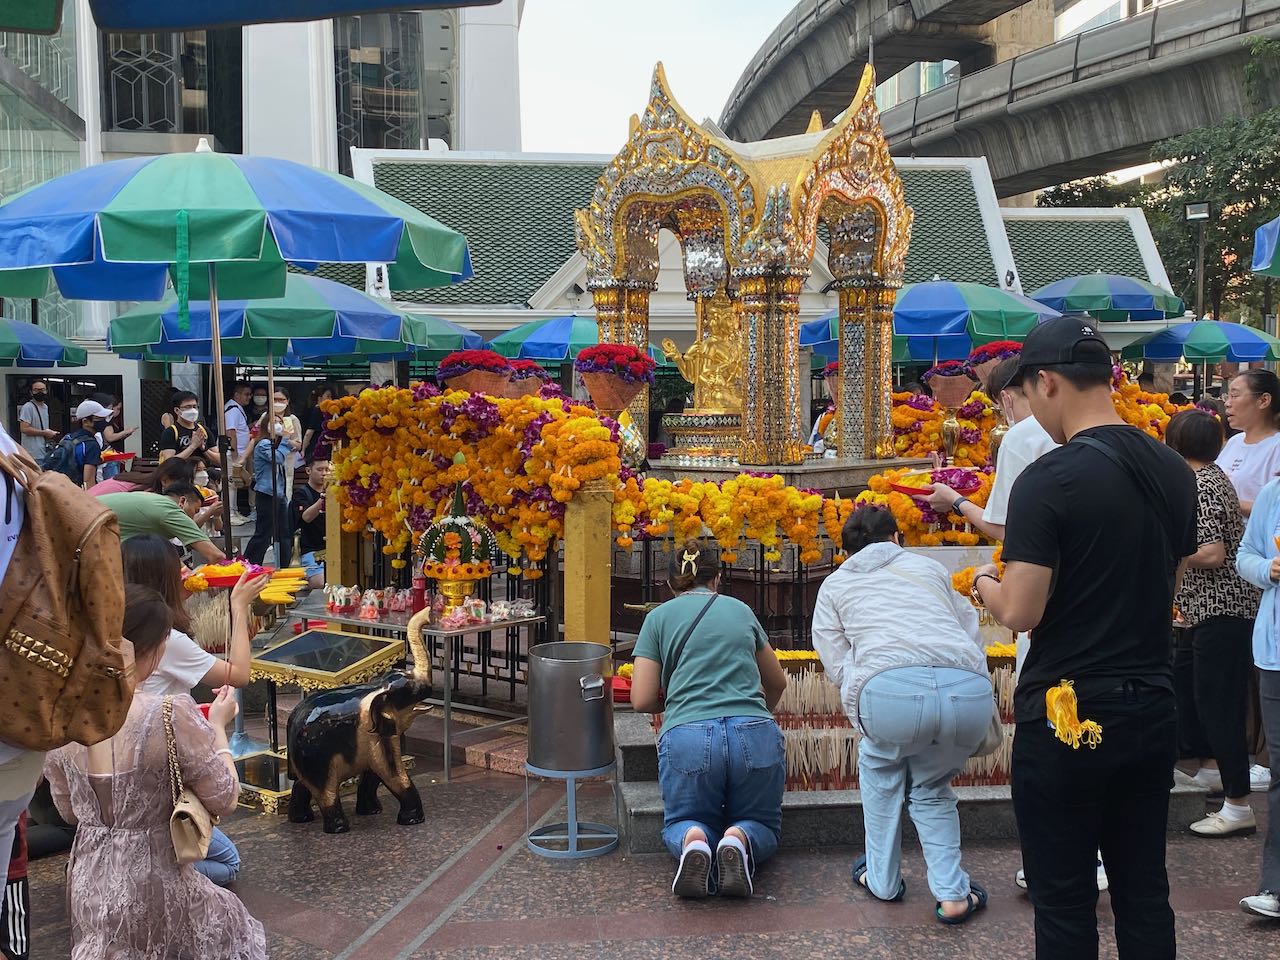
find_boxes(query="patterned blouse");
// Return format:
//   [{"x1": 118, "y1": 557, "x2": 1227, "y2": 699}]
[{"x1": 1177, "y1": 463, "x2": 1260, "y2": 626}]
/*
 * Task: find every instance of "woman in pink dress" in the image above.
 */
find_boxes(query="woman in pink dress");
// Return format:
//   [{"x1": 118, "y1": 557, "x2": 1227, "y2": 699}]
[{"x1": 43, "y1": 585, "x2": 266, "y2": 959}]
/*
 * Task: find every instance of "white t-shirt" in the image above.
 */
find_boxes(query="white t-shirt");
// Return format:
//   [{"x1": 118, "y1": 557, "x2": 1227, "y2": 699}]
[
  {"x1": 1216, "y1": 431, "x2": 1280, "y2": 506},
  {"x1": 136, "y1": 629, "x2": 217, "y2": 697},
  {"x1": 0, "y1": 424, "x2": 25, "y2": 579},
  {"x1": 224, "y1": 401, "x2": 250, "y2": 460},
  {"x1": 16, "y1": 400, "x2": 49, "y2": 461},
  {"x1": 984, "y1": 416, "x2": 1059, "y2": 526}
]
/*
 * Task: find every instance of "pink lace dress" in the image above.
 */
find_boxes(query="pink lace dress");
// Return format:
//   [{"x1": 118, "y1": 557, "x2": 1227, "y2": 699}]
[{"x1": 43, "y1": 693, "x2": 266, "y2": 959}]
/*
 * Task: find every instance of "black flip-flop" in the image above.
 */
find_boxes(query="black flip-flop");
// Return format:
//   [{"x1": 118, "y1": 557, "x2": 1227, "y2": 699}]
[
  {"x1": 936, "y1": 882, "x2": 988, "y2": 925},
  {"x1": 851, "y1": 854, "x2": 906, "y2": 902}
]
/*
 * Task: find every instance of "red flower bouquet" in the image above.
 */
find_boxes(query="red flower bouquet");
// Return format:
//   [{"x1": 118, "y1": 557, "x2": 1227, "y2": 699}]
[
  {"x1": 822, "y1": 361, "x2": 840, "y2": 378},
  {"x1": 509, "y1": 358, "x2": 550, "y2": 381},
  {"x1": 922, "y1": 360, "x2": 977, "y2": 409},
  {"x1": 505, "y1": 359, "x2": 550, "y2": 398},
  {"x1": 438, "y1": 349, "x2": 513, "y2": 396},
  {"x1": 967, "y1": 340, "x2": 1022, "y2": 386},
  {"x1": 574, "y1": 344, "x2": 656, "y2": 385}
]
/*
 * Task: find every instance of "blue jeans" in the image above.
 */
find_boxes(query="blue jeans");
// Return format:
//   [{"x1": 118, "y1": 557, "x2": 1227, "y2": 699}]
[
  {"x1": 657, "y1": 716, "x2": 785, "y2": 871},
  {"x1": 193, "y1": 827, "x2": 240, "y2": 887},
  {"x1": 857, "y1": 666, "x2": 992, "y2": 902}
]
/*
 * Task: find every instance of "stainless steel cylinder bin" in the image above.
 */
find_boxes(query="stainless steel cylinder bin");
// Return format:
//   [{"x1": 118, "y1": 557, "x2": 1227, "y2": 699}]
[{"x1": 527, "y1": 641, "x2": 614, "y2": 773}]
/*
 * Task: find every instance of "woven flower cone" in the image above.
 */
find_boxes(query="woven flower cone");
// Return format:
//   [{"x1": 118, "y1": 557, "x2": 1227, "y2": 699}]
[
  {"x1": 971, "y1": 357, "x2": 1002, "y2": 388},
  {"x1": 581, "y1": 371, "x2": 643, "y2": 416},
  {"x1": 504, "y1": 378, "x2": 542, "y2": 399},
  {"x1": 446, "y1": 370, "x2": 511, "y2": 396},
  {"x1": 931, "y1": 373, "x2": 978, "y2": 409}
]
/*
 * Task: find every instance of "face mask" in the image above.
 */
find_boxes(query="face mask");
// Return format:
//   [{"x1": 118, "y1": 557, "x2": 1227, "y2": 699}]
[
  {"x1": 194, "y1": 472, "x2": 209, "y2": 487},
  {"x1": 273, "y1": 401, "x2": 287, "y2": 413},
  {"x1": 32, "y1": 392, "x2": 45, "y2": 400},
  {"x1": 179, "y1": 407, "x2": 200, "y2": 423},
  {"x1": 94, "y1": 419, "x2": 109, "y2": 431},
  {"x1": 253, "y1": 396, "x2": 267, "y2": 407}
]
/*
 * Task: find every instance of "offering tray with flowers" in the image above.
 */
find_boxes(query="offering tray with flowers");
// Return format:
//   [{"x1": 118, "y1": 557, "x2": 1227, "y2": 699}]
[
  {"x1": 889, "y1": 467, "x2": 981, "y2": 499},
  {"x1": 191, "y1": 561, "x2": 275, "y2": 589}
]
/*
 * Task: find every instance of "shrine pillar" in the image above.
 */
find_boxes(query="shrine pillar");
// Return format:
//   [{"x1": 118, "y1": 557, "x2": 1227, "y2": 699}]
[
  {"x1": 837, "y1": 285, "x2": 898, "y2": 459},
  {"x1": 738, "y1": 272, "x2": 806, "y2": 465},
  {"x1": 562, "y1": 479, "x2": 613, "y2": 646},
  {"x1": 593, "y1": 284, "x2": 652, "y2": 442}
]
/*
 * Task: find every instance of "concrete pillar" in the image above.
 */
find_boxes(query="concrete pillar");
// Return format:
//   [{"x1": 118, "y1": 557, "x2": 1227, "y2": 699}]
[
  {"x1": 455, "y1": 0, "x2": 522, "y2": 151},
  {"x1": 242, "y1": 21, "x2": 339, "y2": 170},
  {"x1": 562, "y1": 478, "x2": 613, "y2": 646},
  {"x1": 988, "y1": 0, "x2": 1056, "y2": 63}
]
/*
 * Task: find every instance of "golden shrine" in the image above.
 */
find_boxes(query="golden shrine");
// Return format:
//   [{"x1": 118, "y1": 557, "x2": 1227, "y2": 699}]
[{"x1": 576, "y1": 63, "x2": 912, "y2": 467}]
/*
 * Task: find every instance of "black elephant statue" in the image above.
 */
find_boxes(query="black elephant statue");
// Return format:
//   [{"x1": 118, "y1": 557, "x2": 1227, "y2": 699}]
[{"x1": 287, "y1": 609, "x2": 433, "y2": 834}]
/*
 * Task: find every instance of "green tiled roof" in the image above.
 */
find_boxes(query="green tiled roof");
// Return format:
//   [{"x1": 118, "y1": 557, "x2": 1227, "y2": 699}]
[
  {"x1": 370, "y1": 159, "x2": 604, "y2": 305},
  {"x1": 1004, "y1": 215, "x2": 1148, "y2": 293},
  {"x1": 900, "y1": 168, "x2": 997, "y2": 285}
]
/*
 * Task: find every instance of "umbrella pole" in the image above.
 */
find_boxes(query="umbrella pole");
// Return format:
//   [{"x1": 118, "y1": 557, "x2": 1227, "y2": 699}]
[
  {"x1": 208, "y1": 265, "x2": 234, "y2": 558},
  {"x1": 267, "y1": 349, "x2": 282, "y2": 570}
]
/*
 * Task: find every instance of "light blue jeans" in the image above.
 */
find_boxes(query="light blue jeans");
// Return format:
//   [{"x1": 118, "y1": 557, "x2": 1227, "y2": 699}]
[
  {"x1": 657, "y1": 716, "x2": 785, "y2": 872},
  {"x1": 857, "y1": 666, "x2": 992, "y2": 902},
  {"x1": 194, "y1": 827, "x2": 241, "y2": 886}
]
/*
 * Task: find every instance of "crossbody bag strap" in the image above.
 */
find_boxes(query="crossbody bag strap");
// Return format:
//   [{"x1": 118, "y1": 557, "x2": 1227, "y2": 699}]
[
  {"x1": 1072, "y1": 433, "x2": 1177, "y2": 563},
  {"x1": 662, "y1": 593, "x2": 719, "y2": 692},
  {"x1": 162, "y1": 696, "x2": 184, "y2": 807}
]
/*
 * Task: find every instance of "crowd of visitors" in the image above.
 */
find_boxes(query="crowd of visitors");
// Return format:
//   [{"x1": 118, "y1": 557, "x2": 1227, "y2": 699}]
[{"x1": 4, "y1": 340, "x2": 1280, "y2": 960}]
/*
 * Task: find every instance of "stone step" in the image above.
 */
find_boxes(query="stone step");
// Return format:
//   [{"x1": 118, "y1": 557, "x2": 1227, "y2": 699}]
[
  {"x1": 616, "y1": 710, "x2": 658, "y2": 782},
  {"x1": 619, "y1": 773, "x2": 1209, "y2": 855}
]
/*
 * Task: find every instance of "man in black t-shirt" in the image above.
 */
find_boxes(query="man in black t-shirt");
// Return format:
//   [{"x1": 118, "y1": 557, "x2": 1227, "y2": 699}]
[
  {"x1": 972, "y1": 317, "x2": 1196, "y2": 960},
  {"x1": 157, "y1": 390, "x2": 219, "y2": 466},
  {"x1": 292, "y1": 457, "x2": 329, "y2": 588}
]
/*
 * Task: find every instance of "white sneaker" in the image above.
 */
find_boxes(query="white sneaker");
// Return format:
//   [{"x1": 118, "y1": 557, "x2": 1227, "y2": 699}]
[
  {"x1": 1240, "y1": 891, "x2": 1280, "y2": 918},
  {"x1": 716, "y1": 835, "x2": 753, "y2": 898},
  {"x1": 1193, "y1": 767, "x2": 1224, "y2": 793},
  {"x1": 1251, "y1": 764, "x2": 1273, "y2": 792},
  {"x1": 1015, "y1": 863, "x2": 1107, "y2": 892},
  {"x1": 230, "y1": 513, "x2": 251, "y2": 526},
  {"x1": 1190, "y1": 809, "x2": 1257, "y2": 837},
  {"x1": 672, "y1": 838, "x2": 712, "y2": 899}
]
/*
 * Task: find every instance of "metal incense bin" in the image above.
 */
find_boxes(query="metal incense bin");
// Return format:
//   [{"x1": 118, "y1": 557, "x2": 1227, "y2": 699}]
[{"x1": 525, "y1": 641, "x2": 619, "y2": 859}]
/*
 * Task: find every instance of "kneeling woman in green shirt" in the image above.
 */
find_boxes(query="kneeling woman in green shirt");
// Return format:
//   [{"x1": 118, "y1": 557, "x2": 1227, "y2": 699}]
[{"x1": 631, "y1": 539, "x2": 789, "y2": 900}]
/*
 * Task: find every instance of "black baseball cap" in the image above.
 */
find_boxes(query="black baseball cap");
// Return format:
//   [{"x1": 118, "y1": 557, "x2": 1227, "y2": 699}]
[{"x1": 1016, "y1": 315, "x2": 1112, "y2": 373}]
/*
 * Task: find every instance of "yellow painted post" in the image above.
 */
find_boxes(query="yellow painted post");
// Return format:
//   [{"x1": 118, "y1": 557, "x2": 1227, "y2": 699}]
[
  {"x1": 562, "y1": 479, "x2": 613, "y2": 645},
  {"x1": 324, "y1": 485, "x2": 359, "y2": 586}
]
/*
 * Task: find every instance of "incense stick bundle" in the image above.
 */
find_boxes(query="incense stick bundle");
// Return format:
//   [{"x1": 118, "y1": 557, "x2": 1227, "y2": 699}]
[{"x1": 188, "y1": 591, "x2": 231, "y2": 654}]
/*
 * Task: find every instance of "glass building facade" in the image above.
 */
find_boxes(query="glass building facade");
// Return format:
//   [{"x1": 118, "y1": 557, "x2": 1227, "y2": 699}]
[{"x1": 0, "y1": 6, "x2": 83, "y2": 337}]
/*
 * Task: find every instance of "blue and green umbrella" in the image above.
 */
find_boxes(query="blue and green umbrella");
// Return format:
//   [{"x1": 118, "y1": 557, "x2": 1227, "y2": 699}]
[
  {"x1": 1120, "y1": 320, "x2": 1280, "y2": 363},
  {"x1": 1253, "y1": 216, "x2": 1280, "y2": 277},
  {"x1": 0, "y1": 140, "x2": 472, "y2": 304},
  {"x1": 0, "y1": 317, "x2": 86, "y2": 367},
  {"x1": 108, "y1": 274, "x2": 483, "y2": 363},
  {"x1": 1028, "y1": 273, "x2": 1183, "y2": 321},
  {"x1": 489, "y1": 314, "x2": 671, "y2": 366}
]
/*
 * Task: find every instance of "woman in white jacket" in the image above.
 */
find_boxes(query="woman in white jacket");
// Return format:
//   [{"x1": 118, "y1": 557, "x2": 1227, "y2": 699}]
[{"x1": 812, "y1": 506, "x2": 991, "y2": 924}]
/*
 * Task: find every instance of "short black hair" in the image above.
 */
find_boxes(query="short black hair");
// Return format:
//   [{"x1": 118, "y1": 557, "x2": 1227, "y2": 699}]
[
  {"x1": 161, "y1": 481, "x2": 200, "y2": 501},
  {"x1": 1020, "y1": 362, "x2": 1112, "y2": 391},
  {"x1": 1165, "y1": 409, "x2": 1224, "y2": 462},
  {"x1": 171, "y1": 390, "x2": 198, "y2": 410},
  {"x1": 841, "y1": 506, "x2": 899, "y2": 556}
]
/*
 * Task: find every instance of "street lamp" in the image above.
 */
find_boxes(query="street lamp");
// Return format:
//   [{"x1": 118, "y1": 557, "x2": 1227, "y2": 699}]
[{"x1": 1185, "y1": 201, "x2": 1212, "y2": 322}]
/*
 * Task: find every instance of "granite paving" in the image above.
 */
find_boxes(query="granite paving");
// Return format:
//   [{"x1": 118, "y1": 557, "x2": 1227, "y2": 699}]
[{"x1": 25, "y1": 764, "x2": 1280, "y2": 959}]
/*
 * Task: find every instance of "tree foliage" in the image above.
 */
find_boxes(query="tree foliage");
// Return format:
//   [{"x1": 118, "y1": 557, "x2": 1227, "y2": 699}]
[{"x1": 1036, "y1": 176, "x2": 1142, "y2": 209}]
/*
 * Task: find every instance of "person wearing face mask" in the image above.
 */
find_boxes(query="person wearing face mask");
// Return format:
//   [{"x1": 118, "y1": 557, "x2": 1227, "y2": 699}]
[
  {"x1": 158, "y1": 391, "x2": 219, "y2": 466},
  {"x1": 17, "y1": 380, "x2": 57, "y2": 461},
  {"x1": 46, "y1": 400, "x2": 108, "y2": 490},
  {"x1": 273, "y1": 390, "x2": 303, "y2": 502},
  {"x1": 244, "y1": 412, "x2": 292, "y2": 566}
]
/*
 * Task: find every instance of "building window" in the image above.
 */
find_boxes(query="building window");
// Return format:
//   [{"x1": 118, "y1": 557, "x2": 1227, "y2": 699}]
[
  {"x1": 335, "y1": 10, "x2": 455, "y2": 175},
  {"x1": 101, "y1": 29, "x2": 242, "y2": 150}
]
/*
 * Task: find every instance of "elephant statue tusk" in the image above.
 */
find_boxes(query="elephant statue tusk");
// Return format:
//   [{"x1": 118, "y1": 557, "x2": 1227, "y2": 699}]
[{"x1": 406, "y1": 607, "x2": 434, "y2": 684}]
